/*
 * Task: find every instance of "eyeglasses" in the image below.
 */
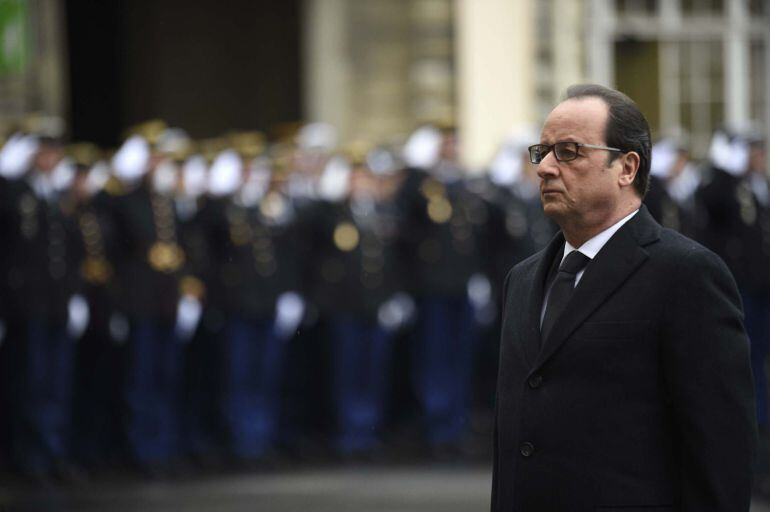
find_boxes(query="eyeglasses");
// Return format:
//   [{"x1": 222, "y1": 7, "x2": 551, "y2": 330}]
[{"x1": 528, "y1": 142, "x2": 624, "y2": 164}]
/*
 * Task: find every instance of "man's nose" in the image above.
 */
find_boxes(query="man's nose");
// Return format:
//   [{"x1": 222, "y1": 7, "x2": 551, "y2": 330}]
[{"x1": 536, "y1": 152, "x2": 559, "y2": 180}]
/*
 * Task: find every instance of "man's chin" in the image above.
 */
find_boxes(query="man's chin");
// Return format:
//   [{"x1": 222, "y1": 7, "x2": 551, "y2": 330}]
[{"x1": 540, "y1": 201, "x2": 564, "y2": 220}]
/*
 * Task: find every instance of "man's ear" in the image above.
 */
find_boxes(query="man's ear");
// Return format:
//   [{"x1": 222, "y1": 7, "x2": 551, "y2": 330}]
[{"x1": 618, "y1": 151, "x2": 640, "y2": 188}]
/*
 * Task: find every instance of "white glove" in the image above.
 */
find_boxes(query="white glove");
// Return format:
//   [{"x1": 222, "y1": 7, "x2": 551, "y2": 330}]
[
  {"x1": 0, "y1": 319, "x2": 5, "y2": 347},
  {"x1": 109, "y1": 313, "x2": 130, "y2": 344},
  {"x1": 274, "y1": 292, "x2": 306, "y2": 340},
  {"x1": 467, "y1": 273, "x2": 496, "y2": 326},
  {"x1": 377, "y1": 292, "x2": 416, "y2": 332},
  {"x1": 175, "y1": 294, "x2": 203, "y2": 342},
  {"x1": 67, "y1": 294, "x2": 90, "y2": 340}
]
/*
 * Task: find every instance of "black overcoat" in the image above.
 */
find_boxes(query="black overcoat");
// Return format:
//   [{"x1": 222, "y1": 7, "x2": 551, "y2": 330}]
[{"x1": 492, "y1": 206, "x2": 756, "y2": 512}]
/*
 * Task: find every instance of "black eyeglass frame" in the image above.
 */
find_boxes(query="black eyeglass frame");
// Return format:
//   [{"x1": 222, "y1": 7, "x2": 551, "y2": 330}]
[{"x1": 527, "y1": 141, "x2": 624, "y2": 164}]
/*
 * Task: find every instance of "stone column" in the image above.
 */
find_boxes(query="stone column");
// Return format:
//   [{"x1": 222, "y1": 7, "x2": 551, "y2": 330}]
[
  {"x1": 551, "y1": 0, "x2": 586, "y2": 101},
  {"x1": 724, "y1": 0, "x2": 749, "y2": 128},
  {"x1": 303, "y1": 0, "x2": 354, "y2": 138},
  {"x1": 454, "y1": 0, "x2": 536, "y2": 171},
  {"x1": 586, "y1": 0, "x2": 614, "y2": 86}
]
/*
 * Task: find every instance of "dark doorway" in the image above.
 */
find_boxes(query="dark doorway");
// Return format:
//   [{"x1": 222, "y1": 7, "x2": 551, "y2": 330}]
[{"x1": 65, "y1": 0, "x2": 303, "y2": 147}]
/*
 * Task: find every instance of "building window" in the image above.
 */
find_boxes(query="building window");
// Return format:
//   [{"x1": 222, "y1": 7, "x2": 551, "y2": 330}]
[
  {"x1": 678, "y1": 40, "x2": 725, "y2": 155},
  {"x1": 682, "y1": 0, "x2": 725, "y2": 15}
]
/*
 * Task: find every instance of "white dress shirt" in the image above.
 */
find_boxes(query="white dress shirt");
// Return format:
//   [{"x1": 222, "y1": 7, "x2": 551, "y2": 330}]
[{"x1": 541, "y1": 209, "x2": 639, "y2": 325}]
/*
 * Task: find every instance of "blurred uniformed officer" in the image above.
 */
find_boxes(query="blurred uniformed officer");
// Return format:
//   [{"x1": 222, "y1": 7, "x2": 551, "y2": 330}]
[
  {"x1": 398, "y1": 125, "x2": 487, "y2": 452},
  {"x1": 173, "y1": 148, "x2": 223, "y2": 466},
  {"x1": 307, "y1": 147, "x2": 412, "y2": 456},
  {"x1": 6, "y1": 135, "x2": 87, "y2": 480},
  {"x1": 206, "y1": 139, "x2": 306, "y2": 464},
  {"x1": 110, "y1": 126, "x2": 187, "y2": 473},
  {"x1": 66, "y1": 145, "x2": 126, "y2": 470},
  {"x1": 645, "y1": 135, "x2": 699, "y2": 238},
  {"x1": 0, "y1": 132, "x2": 40, "y2": 473}
]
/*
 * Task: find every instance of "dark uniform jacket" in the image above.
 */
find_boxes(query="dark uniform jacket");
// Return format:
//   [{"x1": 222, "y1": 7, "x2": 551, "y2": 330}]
[
  {"x1": 4, "y1": 177, "x2": 83, "y2": 325},
  {"x1": 492, "y1": 206, "x2": 755, "y2": 512},
  {"x1": 305, "y1": 198, "x2": 405, "y2": 320},
  {"x1": 397, "y1": 168, "x2": 484, "y2": 298},
  {"x1": 207, "y1": 194, "x2": 304, "y2": 321},
  {"x1": 110, "y1": 182, "x2": 181, "y2": 323},
  {"x1": 645, "y1": 175, "x2": 697, "y2": 239},
  {"x1": 696, "y1": 166, "x2": 770, "y2": 294}
]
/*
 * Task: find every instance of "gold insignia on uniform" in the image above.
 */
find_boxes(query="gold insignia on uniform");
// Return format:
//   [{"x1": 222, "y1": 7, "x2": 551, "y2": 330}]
[
  {"x1": 427, "y1": 197, "x2": 452, "y2": 223},
  {"x1": 736, "y1": 185, "x2": 757, "y2": 226},
  {"x1": 334, "y1": 222, "x2": 360, "y2": 252},
  {"x1": 420, "y1": 178, "x2": 445, "y2": 200},
  {"x1": 81, "y1": 257, "x2": 113, "y2": 284},
  {"x1": 148, "y1": 241, "x2": 186, "y2": 273}
]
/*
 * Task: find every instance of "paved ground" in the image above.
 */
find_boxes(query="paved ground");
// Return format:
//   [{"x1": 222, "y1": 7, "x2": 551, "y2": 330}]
[{"x1": 2, "y1": 465, "x2": 770, "y2": 512}]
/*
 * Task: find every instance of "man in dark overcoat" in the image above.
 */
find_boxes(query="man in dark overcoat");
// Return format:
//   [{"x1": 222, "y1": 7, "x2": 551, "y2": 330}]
[{"x1": 491, "y1": 84, "x2": 756, "y2": 511}]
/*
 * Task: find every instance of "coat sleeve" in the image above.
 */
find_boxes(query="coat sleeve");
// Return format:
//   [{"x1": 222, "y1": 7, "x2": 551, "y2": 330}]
[{"x1": 662, "y1": 246, "x2": 757, "y2": 511}]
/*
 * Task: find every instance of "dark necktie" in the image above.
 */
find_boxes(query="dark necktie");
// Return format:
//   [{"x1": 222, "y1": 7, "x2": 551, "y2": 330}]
[{"x1": 541, "y1": 250, "x2": 590, "y2": 345}]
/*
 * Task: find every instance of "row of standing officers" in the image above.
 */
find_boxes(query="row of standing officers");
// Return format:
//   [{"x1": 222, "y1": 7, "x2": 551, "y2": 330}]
[
  {"x1": 0, "y1": 124, "x2": 556, "y2": 481},
  {"x1": 0, "y1": 121, "x2": 767, "y2": 482}
]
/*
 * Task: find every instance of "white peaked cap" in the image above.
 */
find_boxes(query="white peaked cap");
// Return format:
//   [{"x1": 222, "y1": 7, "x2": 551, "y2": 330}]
[
  {"x1": 297, "y1": 122, "x2": 338, "y2": 152},
  {"x1": 0, "y1": 133, "x2": 39, "y2": 179},
  {"x1": 208, "y1": 149, "x2": 243, "y2": 197},
  {"x1": 112, "y1": 135, "x2": 150, "y2": 182},
  {"x1": 182, "y1": 155, "x2": 208, "y2": 198},
  {"x1": 317, "y1": 155, "x2": 351, "y2": 202},
  {"x1": 86, "y1": 161, "x2": 111, "y2": 196},
  {"x1": 650, "y1": 138, "x2": 679, "y2": 178},
  {"x1": 51, "y1": 157, "x2": 76, "y2": 192},
  {"x1": 403, "y1": 126, "x2": 442, "y2": 169},
  {"x1": 489, "y1": 126, "x2": 539, "y2": 187},
  {"x1": 709, "y1": 130, "x2": 749, "y2": 177}
]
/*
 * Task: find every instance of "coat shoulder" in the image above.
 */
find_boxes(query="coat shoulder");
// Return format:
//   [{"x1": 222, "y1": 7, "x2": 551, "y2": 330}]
[{"x1": 654, "y1": 227, "x2": 735, "y2": 281}]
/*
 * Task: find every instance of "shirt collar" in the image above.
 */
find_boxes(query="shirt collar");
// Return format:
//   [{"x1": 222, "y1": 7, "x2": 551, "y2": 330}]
[{"x1": 562, "y1": 208, "x2": 639, "y2": 263}]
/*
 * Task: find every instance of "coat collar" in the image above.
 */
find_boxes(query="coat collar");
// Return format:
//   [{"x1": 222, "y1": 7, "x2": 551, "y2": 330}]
[{"x1": 521, "y1": 205, "x2": 661, "y2": 369}]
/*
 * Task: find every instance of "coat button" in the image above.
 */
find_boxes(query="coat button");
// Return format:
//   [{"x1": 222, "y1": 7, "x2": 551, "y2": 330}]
[
  {"x1": 520, "y1": 442, "x2": 535, "y2": 457},
  {"x1": 528, "y1": 374, "x2": 543, "y2": 389}
]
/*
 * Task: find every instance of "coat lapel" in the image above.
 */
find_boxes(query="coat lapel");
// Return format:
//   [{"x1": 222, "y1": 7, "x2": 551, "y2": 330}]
[
  {"x1": 535, "y1": 206, "x2": 661, "y2": 367},
  {"x1": 520, "y1": 232, "x2": 565, "y2": 367}
]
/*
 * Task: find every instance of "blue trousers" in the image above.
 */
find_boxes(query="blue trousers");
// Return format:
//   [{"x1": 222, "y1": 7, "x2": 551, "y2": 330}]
[
  {"x1": 412, "y1": 297, "x2": 477, "y2": 446},
  {"x1": 330, "y1": 317, "x2": 393, "y2": 454},
  {"x1": 17, "y1": 322, "x2": 75, "y2": 475},
  {"x1": 742, "y1": 292, "x2": 770, "y2": 427},
  {"x1": 221, "y1": 318, "x2": 286, "y2": 460},
  {"x1": 124, "y1": 322, "x2": 183, "y2": 466}
]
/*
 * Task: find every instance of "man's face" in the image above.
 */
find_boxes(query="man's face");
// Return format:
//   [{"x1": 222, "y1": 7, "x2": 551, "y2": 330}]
[
  {"x1": 34, "y1": 145, "x2": 64, "y2": 173},
  {"x1": 537, "y1": 97, "x2": 627, "y2": 227}
]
